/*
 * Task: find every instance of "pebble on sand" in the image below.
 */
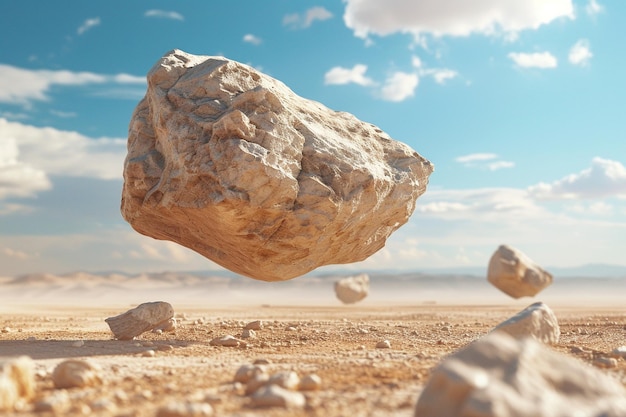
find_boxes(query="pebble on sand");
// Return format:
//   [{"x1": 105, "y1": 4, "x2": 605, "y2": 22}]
[{"x1": 51, "y1": 359, "x2": 103, "y2": 389}]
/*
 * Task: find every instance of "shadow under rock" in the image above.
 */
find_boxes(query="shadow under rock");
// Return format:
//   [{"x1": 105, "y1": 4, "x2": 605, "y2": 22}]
[{"x1": 0, "y1": 339, "x2": 192, "y2": 360}]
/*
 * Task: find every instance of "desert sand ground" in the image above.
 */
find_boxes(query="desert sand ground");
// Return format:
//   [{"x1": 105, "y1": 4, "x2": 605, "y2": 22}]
[{"x1": 1, "y1": 277, "x2": 625, "y2": 416}]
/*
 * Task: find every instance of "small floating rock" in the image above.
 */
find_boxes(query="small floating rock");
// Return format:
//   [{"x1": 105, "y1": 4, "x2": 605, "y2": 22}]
[
  {"x1": 335, "y1": 274, "x2": 369, "y2": 304},
  {"x1": 105, "y1": 301, "x2": 175, "y2": 340},
  {"x1": 250, "y1": 385, "x2": 306, "y2": 409},
  {"x1": 52, "y1": 359, "x2": 102, "y2": 389}
]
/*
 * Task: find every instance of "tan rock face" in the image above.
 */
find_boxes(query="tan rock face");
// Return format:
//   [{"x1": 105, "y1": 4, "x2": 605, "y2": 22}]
[
  {"x1": 414, "y1": 332, "x2": 626, "y2": 417},
  {"x1": 121, "y1": 49, "x2": 433, "y2": 281},
  {"x1": 487, "y1": 244, "x2": 552, "y2": 298}
]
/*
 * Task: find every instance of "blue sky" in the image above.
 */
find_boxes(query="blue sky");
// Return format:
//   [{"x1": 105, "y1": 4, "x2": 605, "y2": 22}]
[{"x1": 1, "y1": 0, "x2": 625, "y2": 277}]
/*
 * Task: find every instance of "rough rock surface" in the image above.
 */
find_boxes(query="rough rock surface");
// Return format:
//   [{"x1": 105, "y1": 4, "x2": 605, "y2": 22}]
[
  {"x1": 493, "y1": 301, "x2": 560, "y2": 344},
  {"x1": 414, "y1": 332, "x2": 626, "y2": 417},
  {"x1": 487, "y1": 244, "x2": 553, "y2": 298},
  {"x1": 0, "y1": 356, "x2": 34, "y2": 411},
  {"x1": 105, "y1": 301, "x2": 175, "y2": 340},
  {"x1": 335, "y1": 274, "x2": 369, "y2": 304},
  {"x1": 121, "y1": 49, "x2": 433, "y2": 281}
]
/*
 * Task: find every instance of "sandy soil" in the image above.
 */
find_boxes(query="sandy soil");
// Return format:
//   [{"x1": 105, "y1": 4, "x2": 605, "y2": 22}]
[{"x1": 1, "y1": 300, "x2": 625, "y2": 417}]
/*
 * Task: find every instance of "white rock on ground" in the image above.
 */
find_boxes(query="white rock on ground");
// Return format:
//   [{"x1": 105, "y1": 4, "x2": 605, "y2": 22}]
[
  {"x1": 335, "y1": 274, "x2": 369, "y2": 304},
  {"x1": 233, "y1": 364, "x2": 266, "y2": 384},
  {"x1": 492, "y1": 301, "x2": 560, "y2": 344},
  {"x1": 250, "y1": 384, "x2": 306, "y2": 409},
  {"x1": 267, "y1": 371, "x2": 300, "y2": 390},
  {"x1": 105, "y1": 301, "x2": 175, "y2": 340},
  {"x1": 51, "y1": 359, "x2": 103, "y2": 389},
  {"x1": 156, "y1": 401, "x2": 214, "y2": 417},
  {"x1": 298, "y1": 374, "x2": 322, "y2": 391},
  {"x1": 414, "y1": 332, "x2": 626, "y2": 417},
  {"x1": 121, "y1": 49, "x2": 433, "y2": 282},
  {"x1": 487, "y1": 244, "x2": 553, "y2": 298},
  {"x1": 209, "y1": 335, "x2": 243, "y2": 347},
  {"x1": 0, "y1": 356, "x2": 35, "y2": 412}
]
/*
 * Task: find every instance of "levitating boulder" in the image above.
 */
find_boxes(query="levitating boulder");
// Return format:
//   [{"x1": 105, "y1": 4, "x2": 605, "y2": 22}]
[
  {"x1": 105, "y1": 301, "x2": 174, "y2": 340},
  {"x1": 487, "y1": 244, "x2": 552, "y2": 298},
  {"x1": 121, "y1": 49, "x2": 433, "y2": 282},
  {"x1": 334, "y1": 274, "x2": 369, "y2": 304},
  {"x1": 414, "y1": 332, "x2": 626, "y2": 417},
  {"x1": 493, "y1": 301, "x2": 560, "y2": 344}
]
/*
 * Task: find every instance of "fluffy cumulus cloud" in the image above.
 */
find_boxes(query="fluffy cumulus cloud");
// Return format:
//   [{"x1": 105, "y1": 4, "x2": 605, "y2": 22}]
[
  {"x1": 379, "y1": 71, "x2": 419, "y2": 102},
  {"x1": 77, "y1": 18, "x2": 101, "y2": 35},
  {"x1": 0, "y1": 64, "x2": 145, "y2": 107},
  {"x1": 508, "y1": 52, "x2": 558, "y2": 68},
  {"x1": 0, "y1": 136, "x2": 51, "y2": 199},
  {"x1": 529, "y1": 157, "x2": 626, "y2": 200},
  {"x1": 324, "y1": 64, "x2": 374, "y2": 86},
  {"x1": 568, "y1": 39, "x2": 593, "y2": 66},
  {"x1": 0, "y1": 119, "x2": 126, "y2": 200},
  {"x1": 144, "y1": 10, "x2": 184, "y2": 21},
  {"x1": 243, "y1": 34, "x2": 262, "y2": 45},
  {"x1": 283, "y1": 6, "x2": 333, "y2": 29},
  {"x1": 343, "y1": 0, "x2": 574, "y2": 39}
]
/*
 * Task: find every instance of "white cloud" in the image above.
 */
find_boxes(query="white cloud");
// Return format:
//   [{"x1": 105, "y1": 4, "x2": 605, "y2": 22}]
[
  {"x1": 586, "y1": 0, "x2": 603, "y2": 16},
  {"x1": 431, "y1": 69, "x2": 458, "y2": 84},
  {"x1": 0, "y1": 118, "x2": 126, "y2": 184},
  {"x1": 77, "y1": 17, "x2": 101, "y2": 35},
  {"x1": 569, "y1": 39, "x2": 593, "y2": 66},
  {"x1": 50, "y1": 110, "x2": 77, "y2": 118},
  {"x1": 488, "y1": 161, "x2": 515, "y2": 171},
  {"x1": 529, "y1": 157, "x2": 626, "y2": 200},
  {"x1": 343, "y1": 0, "x2": 574, "y2": 39},
  {"x1": 379, "y1": 71, "x2": 418, "y2": 102},
  {"x1": 324, "y1": 64, "x2": 374, "y2": 86},
  {"x1": 508, "y1": 52, "x2": 558, "y2": 68},
  {"x1": 456, "y1": 153, "x2": 498, "y2": 163},
  {"x1": 412, "y1": 56, "x2": 458, "y2": 85},
  {"x1": 144, "y1": 10, "x2": 184, "y2": 21},
  {"x1": 0, "y1": 136, "x2": 51, "y2": 199},
  {"x1": 284, "y1": 6, "x2": 333, "y2": 29},
  {"x1": 243, "y1": 34, "x2": 262, "y2": 45},
  {"x1": 0, "y1": 64, "x2": 146, "y2": 106}
]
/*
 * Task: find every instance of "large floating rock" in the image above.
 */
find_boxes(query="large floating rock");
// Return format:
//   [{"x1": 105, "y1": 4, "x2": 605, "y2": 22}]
[
  {"x1": 334, "y1": 273, "x2": 369, "y2": 304},
  {"x1": 121, "y1": 49, "x2": 433, "y2": 281},
  {"x1": 493, "y1": 301, "x2": 560, "y2": 344},
  {"x1": 414, "y1": 332, "x2": 626, "y2": 417},
  {"x1": 487, "y1": 244, "x2": 552, "y2": 298}
]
